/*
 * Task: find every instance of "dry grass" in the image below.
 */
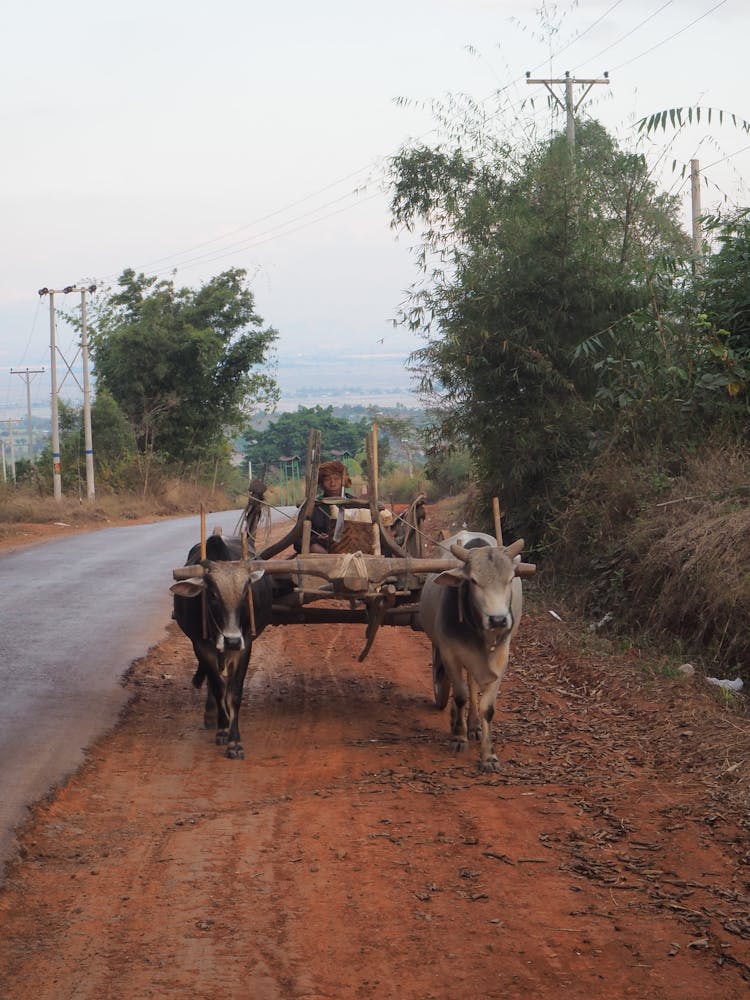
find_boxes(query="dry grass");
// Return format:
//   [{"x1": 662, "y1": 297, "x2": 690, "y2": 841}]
[
  {"x1": 552, "y1": 441, "x2": 750, "y2": 680},
  {"x1": 626, "y1": 447, "x2": 750, "y2": 670},
  {"x1": 0, "y1": 480, "x2": 238, "y2": 530}
]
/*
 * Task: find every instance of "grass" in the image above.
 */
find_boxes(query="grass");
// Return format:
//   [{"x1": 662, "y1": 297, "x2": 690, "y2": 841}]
[{"x1": 0, "y1": 481, "x2": 240, "y2": 528}]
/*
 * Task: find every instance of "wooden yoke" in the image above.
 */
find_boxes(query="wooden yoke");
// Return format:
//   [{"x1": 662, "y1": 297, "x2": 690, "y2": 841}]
[{"x1": 175, "y1": 555, "x2": 469, "y2": 589}]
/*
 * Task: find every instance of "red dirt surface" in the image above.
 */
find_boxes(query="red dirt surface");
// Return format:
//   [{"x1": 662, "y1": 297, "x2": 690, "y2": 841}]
[{"x1": 1, "y1": 512, "x2": 749, "y2": 999}]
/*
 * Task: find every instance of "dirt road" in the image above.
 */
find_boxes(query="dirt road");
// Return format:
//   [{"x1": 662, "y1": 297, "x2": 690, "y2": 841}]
[{"x1": 1, "y1": 524, "x2": 749, "y2": 998}]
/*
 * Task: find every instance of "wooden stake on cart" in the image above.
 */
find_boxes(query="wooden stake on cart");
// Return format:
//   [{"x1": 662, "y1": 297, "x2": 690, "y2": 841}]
[
  {"x1": 200, "y1": 503, "x2": 208, "y2": 639},
  {"x1": 240, "y1": 530, "x2": 257, "y2": 637},
  {"x1": 368, "y1": 426, "x2": 382, "y2": 556},
  {"x1": 492, "y1": 497, "x2": 503, "y2": 546}
]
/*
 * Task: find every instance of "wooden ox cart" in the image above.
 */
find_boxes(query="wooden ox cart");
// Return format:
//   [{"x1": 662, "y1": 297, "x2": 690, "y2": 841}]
[{"x1": 172, "y1": 427, "x2": 535, "y2": 674}]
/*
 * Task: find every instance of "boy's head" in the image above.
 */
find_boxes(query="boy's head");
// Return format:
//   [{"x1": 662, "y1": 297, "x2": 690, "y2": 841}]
[{"x1": 318, "y1": 460, "x2": 351, "y2": 496}]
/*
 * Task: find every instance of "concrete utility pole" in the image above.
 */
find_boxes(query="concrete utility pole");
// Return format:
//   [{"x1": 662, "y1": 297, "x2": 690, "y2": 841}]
[
  {"x1": 79, "y1": 287, "x2": 95, "y2": 500},
  {"x1": 10, "y1": 367, "x2": 45, "y2": 465},
  {"x1": 38, "y1": 284, "x2": 97, "y2": 501},
  {"x1": 41, "y1": 288, "x2": 63, "y2": 500},
  {"x1": 525, "y1": 70, "x2": 610, "y2": 162}
]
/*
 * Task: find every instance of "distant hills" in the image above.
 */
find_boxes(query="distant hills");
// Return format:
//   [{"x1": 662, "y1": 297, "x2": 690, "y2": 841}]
[
  {"x1": 0, "y1": 349, "x2": 424, "y2": 430},
  {"x1": 273, "y1": 349, "x2": 420, "y2": 411}
]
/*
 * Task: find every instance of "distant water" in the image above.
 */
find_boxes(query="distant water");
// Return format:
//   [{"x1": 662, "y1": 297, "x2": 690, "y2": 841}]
[
  {"x1": 0, "y1": 350, "x2": 424, "y2": 420},
  {"x1": 274, "y1": 350, "x2": 421, "y2": 411}
]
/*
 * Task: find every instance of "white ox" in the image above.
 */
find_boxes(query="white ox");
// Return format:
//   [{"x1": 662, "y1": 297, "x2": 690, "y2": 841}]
[{"x1": 419, "y1": 531, "x2": 533, "y2": 772}]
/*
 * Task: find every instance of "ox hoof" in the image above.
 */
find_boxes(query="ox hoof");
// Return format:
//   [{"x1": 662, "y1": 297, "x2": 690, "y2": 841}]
[
  {"x1": 215, "y1": 730, "x2": 229, "y2": 746},
  {"x1": 226, "y1": 744, "x2": 245, "y2": 760},
  {"x1": 480, "y1": 757, "x2": 501, "y2": 774},
  {"x1": 467, "y1": 725, "x2": 481, "y2": 741},
  {"x1": 449, "y1": 737, "x2": 469, "y2": 754}
]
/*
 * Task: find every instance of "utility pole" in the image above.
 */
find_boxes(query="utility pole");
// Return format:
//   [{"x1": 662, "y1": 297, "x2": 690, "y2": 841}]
[
  {"x1": 37, "y1": 284, "x2": 97, "y2": 501},
  {"x1": 1, "y1": 418, "x2": 19, "y2": 483},
  {"x1": 525, "y1": 70, "x2": 610, "y2": 163},
  {"x1": 40, "y1": 287, "x2": 63, "y2": 500},
  {"x1": 10, "y1": 366, "x2": 45, "y2": 465},
  {"x1": 79, "y1": 287, "x2": 95, "y2": 500}
]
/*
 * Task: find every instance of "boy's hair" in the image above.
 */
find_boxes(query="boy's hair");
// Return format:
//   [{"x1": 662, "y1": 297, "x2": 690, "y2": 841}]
[{"x1": 318, "y1": 460, "x2": 352, "y2": 489}]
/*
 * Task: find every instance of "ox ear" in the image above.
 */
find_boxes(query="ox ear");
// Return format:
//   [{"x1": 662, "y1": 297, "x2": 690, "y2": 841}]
[
  {"x1": 170, "y1": 579, "x2": 205, "y2": 598},
  {"x1": 432, "y1": 567, "x2": 467, "y2": 588}
]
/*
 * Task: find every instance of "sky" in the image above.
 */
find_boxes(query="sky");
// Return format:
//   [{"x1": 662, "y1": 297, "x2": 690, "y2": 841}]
[{"x1": 2, "y1": 0, "x2": 749, "y2": 418}]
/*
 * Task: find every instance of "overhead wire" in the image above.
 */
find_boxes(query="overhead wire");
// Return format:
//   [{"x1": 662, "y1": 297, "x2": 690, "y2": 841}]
[
  {"x1": 145, "y1": 188, "x2": 385, "y2": 280},
  {"x1": 610, "y1": 0, "x2": 730, "y2": 72},
  {"x1": 70, "y1": 0, "x2": 742, "y2": 292},
  {"x1": 101, "y1": 162, "x2": 378, "y2": 282},
  {"x1": 572, "y1": 0, "x2": 674, "y2": 74},
  {"x1": 111, "y1": 3, "x2": 639, "y2": 282}
]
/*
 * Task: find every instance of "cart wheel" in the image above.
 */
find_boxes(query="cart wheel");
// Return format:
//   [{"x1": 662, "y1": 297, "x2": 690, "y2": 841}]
[{"x1": 432, "y1": 647, "x2": 451, "y2": 710}]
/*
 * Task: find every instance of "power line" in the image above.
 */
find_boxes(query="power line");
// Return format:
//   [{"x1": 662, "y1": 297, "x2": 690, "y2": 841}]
[
  {"x1": 702, "y1": 142, "x2": 750, "y2": 172},
  {"x1": 147, "y1": 184, "x2": 383, "y2": 277},
  {"x1": 147, "y1": 189, "x2": 384, "y2": 280},
  {"x1": 105, "y1": 164, "x2": 378, "y2": 283},
  {"x1": 538, "y1": 0, "x2": 629, "y2": 69},
  {"x1": 610, "y1": 0, "x2": 729, "y2": 72},
  {"x1": 85, "y1": 1, "x2": 736, "y2": 290},
  {"x1": 573, "y1": 0, "x2": 674, "y2": 73},
  {"x1": 102, "y1": 6, "x2": 646, "y2": 283}
]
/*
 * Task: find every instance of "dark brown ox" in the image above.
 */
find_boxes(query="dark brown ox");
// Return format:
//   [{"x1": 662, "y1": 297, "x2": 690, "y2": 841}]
[
  {"x1": 170, "y1": 534, "x2": 272, "y2": 759},
  {"x1": 418, "y1": 533, "x2": 532, "y2": 772}
]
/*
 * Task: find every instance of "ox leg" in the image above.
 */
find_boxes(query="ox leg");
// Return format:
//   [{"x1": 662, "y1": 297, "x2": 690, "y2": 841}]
[
  {"x1": 203, "y1": 690, "x2": 218, "y2": 730},
  {"x1": 222, "y1": 657, "x2": 250, "y2": 760},
  {"x1": 467, "y1": 675, "x2": 481, "y2": 742},
  {"x1": 205, "y1": 670, "x2": 231, "y2": 747},
  {"x1": 476, "y1": 646, "x2": 510, "y2": 773},
  {"x1": 191, "y1": 648, "x2": 220, "y2": 731},
  {"x1": 475, "y1": 678, "x2": 502, "y2": 772},
  {"x1": 444, "y1": 658, "x2": 469, "y2": 754}
]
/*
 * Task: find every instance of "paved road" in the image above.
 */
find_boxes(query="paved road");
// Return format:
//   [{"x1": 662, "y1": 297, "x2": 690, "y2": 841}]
[{"x1": 0, "y1": 507, "x2": 295, "y2": 877}]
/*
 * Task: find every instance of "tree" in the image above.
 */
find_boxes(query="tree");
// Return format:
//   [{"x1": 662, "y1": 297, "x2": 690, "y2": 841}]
[
  {"x1": 367, "y1": 411, "x2": 423, "y2": 475},
  {"x1": 245, "y1": 406, "x2": 370, "y2": 469},
  {"x1": 390, "y1": 119, "x2": 690, "y2": 541},
  {"x1": 88, "y1": 268, "x2": 278, "y2": 486},
  {"x1": 700, "y1": 209, "x2": 750, "y2": 353}
]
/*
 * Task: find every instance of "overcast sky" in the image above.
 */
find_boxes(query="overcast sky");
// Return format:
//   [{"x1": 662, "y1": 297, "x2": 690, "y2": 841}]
[{"x1": 2, "y1": 0, "x2": 749, "y2": 414}]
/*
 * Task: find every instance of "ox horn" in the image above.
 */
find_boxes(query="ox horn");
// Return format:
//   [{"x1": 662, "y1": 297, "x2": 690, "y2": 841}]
[
  {"x1": 449, "y1": 543, "x2": 470, "y2": 563},
  {"x1": 504, "y1": 538, "x2": 525, "y2": 559}
]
